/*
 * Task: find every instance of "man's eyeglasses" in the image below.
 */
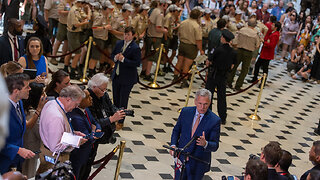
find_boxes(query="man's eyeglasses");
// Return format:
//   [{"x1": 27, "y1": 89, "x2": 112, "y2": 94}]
[{"x1": 97, "y1": 86, "x2": 107, "y2": 93}]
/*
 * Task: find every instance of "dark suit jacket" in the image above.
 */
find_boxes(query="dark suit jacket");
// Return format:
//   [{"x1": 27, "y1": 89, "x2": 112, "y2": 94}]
[
  {"x1": 171, "y1": 106, "x2": 221, "y2": 176},
  {"x1": 301, "y1": 164, "x2": 320, "y2": 180},
  {"x1": 0, "y1": 100, "x2": 26, "y2": 173},
  {"x1": 0, "y1": 34, "x2": 25, "y2": 66},
  {"x1": 1, "y1": 0, "x2": 21, "y2": 19},
  {"x1": 68, "y1": 108, "x2": 101, "y2": 148},
  {"x1": 268, "y1": 168, "x2": 288, "y2": 180},
  {"x1": 111, "y1": 39, "x2": 141, "y2": 85}
]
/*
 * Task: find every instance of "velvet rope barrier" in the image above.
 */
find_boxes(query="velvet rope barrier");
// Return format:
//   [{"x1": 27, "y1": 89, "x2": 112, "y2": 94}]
[
  {"x1": 225, "y1": 79, "x2": 261, "y2": 96},
  {"x1": 92, "y1": 41, "x2": 158, "y2": 61},
  {"x1": 137, "y1": 72, "x2": 189, "y2": 89},
  {"x1": 47, "y1": 40, "x2": 88, "y2": 58},
  {"x1": 88, "y1": 145, "x2": 119, "y2": 180}
]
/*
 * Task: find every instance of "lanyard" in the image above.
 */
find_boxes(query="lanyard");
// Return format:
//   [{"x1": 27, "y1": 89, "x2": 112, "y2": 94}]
[{"x1": 56, "y1": 99, "x2": 74, "y2": 133}]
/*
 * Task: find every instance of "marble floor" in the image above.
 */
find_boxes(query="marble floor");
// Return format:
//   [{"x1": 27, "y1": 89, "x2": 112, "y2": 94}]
[{"x1": 50, "y1": 57, "x2": 320, "y2": 180}]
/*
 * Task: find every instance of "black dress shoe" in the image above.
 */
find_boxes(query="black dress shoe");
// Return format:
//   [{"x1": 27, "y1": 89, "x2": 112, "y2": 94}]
[{"x1": 248, "y1": 78, "x2": 257, "y2": 83}]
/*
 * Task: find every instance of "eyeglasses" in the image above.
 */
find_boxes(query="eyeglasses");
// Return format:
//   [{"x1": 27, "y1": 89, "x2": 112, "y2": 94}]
[
  {"x1": 97, "y1": 86, "x2": 107, "y2": 93},
  {"x1": 291, "y1": 14, "x2": 296, "y2": 17}
]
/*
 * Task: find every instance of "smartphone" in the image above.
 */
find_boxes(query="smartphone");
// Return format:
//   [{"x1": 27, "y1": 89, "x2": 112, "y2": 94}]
[
  {"x1": 227, "y1": 176, "x2": 235, "y2": 180},
  {"x1": 33, "y1": 150, "x2": 41, "y2": 154},
  {"x1": 84, "y1": 133, "x2": 93, "y2": 139},
  {"x1": 93, "y1": 132, "x2": 104, "y2": 138},
  {"x1": 44, "y1": 156, "x2": 55, "y2": 164}
]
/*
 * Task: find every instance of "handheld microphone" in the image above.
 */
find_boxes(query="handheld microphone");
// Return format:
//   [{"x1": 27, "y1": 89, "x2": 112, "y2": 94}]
[{"x1": 182, "y1": 136, "x2": 199, "y2": 151}]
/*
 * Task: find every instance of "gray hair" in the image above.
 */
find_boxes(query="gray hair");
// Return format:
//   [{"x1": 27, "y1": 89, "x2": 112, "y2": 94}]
[
  {"x1": 195, "y1": 88, "x2": 212, "y2": 101},
  {"x1": 87, "y1": 73, "x2": 109, "y2": 89},
  {"x1": 59, "y1": 85, "x2": 85, "y2": 101}
]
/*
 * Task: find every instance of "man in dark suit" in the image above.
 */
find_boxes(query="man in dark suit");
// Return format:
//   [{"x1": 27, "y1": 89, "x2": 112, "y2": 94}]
[
  {"x1": 0, "y1": 18, "x2": 25, "y2": 66},
  {"x1": 111, "y1": 26, "x2": 141, "y2": 130},
  {"x1": 68, "y1": 89, "x2": 102, "y2": 180},
  {"x1": 301, "y1": 141, "x2": 320, "y2": 180},
  {"x1": 170, "y1": 88, "x2": 221, "y2": 180},
  {"x1": 260, "y1": 142, "x2": 287, "y2": 180},
  {"x1": 0, "y1": 73, "x2": 35, "y2": 174},
  {"x1": 0, "y1": 0, "x2": 22, "y2": 33}
]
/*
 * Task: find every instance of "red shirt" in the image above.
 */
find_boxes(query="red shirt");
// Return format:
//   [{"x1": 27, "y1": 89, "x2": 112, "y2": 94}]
[{"x1": 260, "y1": 30, "x2": 280, "y2": 60}]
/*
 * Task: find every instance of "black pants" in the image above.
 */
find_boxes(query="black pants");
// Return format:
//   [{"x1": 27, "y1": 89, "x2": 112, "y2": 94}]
[
  {"x1": 112, "y1": 76, "x2": 134, "y2": 123},
  {"x1": 252, "y1": 58, "x2": 270, "y2": 81},
  {"x1": 205, "y1": 77, "x2": 227, "y2": 122},
  {"x1": 80, "y1": 142, "x2": 98, "y2": 180}
]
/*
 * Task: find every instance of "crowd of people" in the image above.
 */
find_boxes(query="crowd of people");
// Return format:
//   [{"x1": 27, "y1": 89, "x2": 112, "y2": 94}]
[{"x1": 0, "y1": 0, "x2": 319, "y2": 179}]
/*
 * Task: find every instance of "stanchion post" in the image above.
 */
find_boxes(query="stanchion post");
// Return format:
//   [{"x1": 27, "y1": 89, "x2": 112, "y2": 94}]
[
  {"x1": 148, "y1": 44, "x2": 164, "y2": 88},
  {"x1": 248, "y1": 73, "x2": 267, "y2": 121},
  {"x1": 178, "y1": 64, "x2": 198, "y2": 112},
  {"x1": 114, "y1": 141, "x2": 126, "y2": 180},
  {"x1": 80, "y1": 36, "x2": 93, "y2": 83}
]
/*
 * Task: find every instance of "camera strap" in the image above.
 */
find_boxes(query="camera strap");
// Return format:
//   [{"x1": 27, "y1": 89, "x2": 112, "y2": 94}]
[{"x1": 56, "y1": 99, "x2": 74, "y2": 133}]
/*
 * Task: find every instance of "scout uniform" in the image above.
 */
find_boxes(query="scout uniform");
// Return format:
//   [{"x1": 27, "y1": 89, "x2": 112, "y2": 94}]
[
  {"x1": 56, "y1": 0, "x2": 71, "y2": 42},
  {"x1": 178, "y1": 17, "x2": 202, "y2": 60},
  {"x1": 201, "y1": 9, "x2": 214, "y2": 52},
  {"x1": 227, "y1": 25, "x2": 260, "y2": 90},
  {"x1": 44, "y1": 0, "x2": 60, "y2": 37},
  {"x1": 67, "y1": 0, "x2": 86, "y2": 54},
  {"x1": 164, "y1": 5, "x2": 179, "y2": 51},
  {"x1": 145, "y1": 6, "x2": 165, "y2": 62},
  {"x1": 132, "y1": 7, "x2": 149, "y2": 43}
]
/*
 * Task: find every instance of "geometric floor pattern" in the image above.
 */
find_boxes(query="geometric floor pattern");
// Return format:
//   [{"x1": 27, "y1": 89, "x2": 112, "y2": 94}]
[{"x1": 76, "y1": 59, "x2": 320, "y2": 180}]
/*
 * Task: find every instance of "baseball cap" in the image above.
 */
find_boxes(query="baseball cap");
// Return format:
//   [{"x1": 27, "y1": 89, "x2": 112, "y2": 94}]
[
  {"x1": 134, "y1": 0, "x2": 142, "y2": 5},
  {"x1": 235, "y1": 9, "x2": 242, "y2": 15},
  {"x1": 204, "y1": 8, "x2": 211, "y2": 14},
  {"x1": 122, "y1": 3, "x2": 134, "y2": 11},
  {"x1": 141, "y1": 4, "x2": 150, "y2": 10},
  {"x1": 159, "y1": 0, "x2": 171, "y2": 4},
  {"x1": 102, "y1": 0, "x2": 114, "y2": 9},
  {"x1": 115, "y1": 0, "x2": 125, "y2": 4}
]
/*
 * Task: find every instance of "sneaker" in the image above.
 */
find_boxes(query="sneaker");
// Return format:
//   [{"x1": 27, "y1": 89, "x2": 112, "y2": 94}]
[
  {"x1": 180, "y1": 79, "x2": 189, "y2": 88},
  {"x1": 50, "y1": 58, "x2": 58, "y2": 65},
  {"x1": 143, "y1": 75, "x2": 153, "y2": 82},
  {"x1": 158, "y1": 69, "x2": 165, "y2": 76},
  {"x1": 140, "y1": 71, "x2": 146, "y2": 79}
]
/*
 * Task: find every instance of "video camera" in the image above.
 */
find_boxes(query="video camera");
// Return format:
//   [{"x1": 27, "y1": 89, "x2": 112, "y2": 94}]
[{"x1": 35, "y1": 161, "x2": 74, "y2": 180}]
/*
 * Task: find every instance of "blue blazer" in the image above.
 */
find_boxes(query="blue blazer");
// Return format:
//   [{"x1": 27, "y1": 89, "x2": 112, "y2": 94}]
[
  {"x1": 0, "y1": 34, "x2": 25, "y2": 66},
  {"x1": 111, "y1": 39, "x2": 141, "y2": 85},
  {"x1": 0, "y1": 100, "x2": 26, "y2": 173},
  {"x1": 68, "y1": 108, "x2": 101, "y2": 148},
  {"x1": 171, "y1": 106, "x2": 221, "y2": 176}
]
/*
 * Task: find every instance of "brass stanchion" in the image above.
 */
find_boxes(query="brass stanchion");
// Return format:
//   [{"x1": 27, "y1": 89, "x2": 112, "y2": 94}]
[
  {"x1": 148, "y1": 44, "x2": 164, "y2": 88},
  {"x1": 178, "y1": 65, "x2": 197, "y2": 112},
  {"x1": 80, "y1": 36, "x2": 93, "y2": 83},
  {"x1": 248, "y1": 73, "x2": 267, "y2": 121},
  {"x1": 114, "y1": 141, "x2": 126, "y2": 180}
]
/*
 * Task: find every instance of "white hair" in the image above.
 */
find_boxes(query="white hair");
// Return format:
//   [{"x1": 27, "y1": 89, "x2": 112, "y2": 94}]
[
  {"x1": 88, "y1": 73, "x2": 109, "y2": 89},
  {"x1": 195, "y1": 88, "x2": 212, "y2": 101}
]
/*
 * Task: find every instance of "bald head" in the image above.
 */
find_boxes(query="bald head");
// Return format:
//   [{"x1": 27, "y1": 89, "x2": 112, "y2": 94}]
[
  {"x1": 2, "y1": 171, "x2": 27, "y2": 180},
  {"x1": 248, "y1": 18, "x2": 257, "y2": 28}
]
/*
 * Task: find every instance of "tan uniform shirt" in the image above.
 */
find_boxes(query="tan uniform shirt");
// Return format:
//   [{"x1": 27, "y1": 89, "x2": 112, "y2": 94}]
[
  {"x1": 178, "y1": 18, "x2": 202, "y2": 45},
  {"x1": 92, "y1": 10, "x2": 109, "y2": 40},
  {"x1": 112, "y1": 14, "x2": 132, "y2": 40},
  {"x1": 147, "y1": 7, "x2": 164, "y2": 38},
  {"x1": 132, "y1": 14, "x2": 148, "y2": 37},
  {"x1": 234, "y1": 26, "x2": 260, "y2": 52},
  {"x1": 67, "y1": 5, "x2": 84, "y2": 32},
  {"x1": 256, "y1": 20, "x2": 268, "y2": 39},
  {"x1": 57, "y1": 0, "x2": 71, "y2": 24},
  {"x1": 44, "y1": 0, "x2": 60, "y2": 19},
  {"x1": 164, "y1": 12, "x2": 177, "y2": 39},
  {"x1": 200, "y1": 17, "x2": 214, "y2": 38}
]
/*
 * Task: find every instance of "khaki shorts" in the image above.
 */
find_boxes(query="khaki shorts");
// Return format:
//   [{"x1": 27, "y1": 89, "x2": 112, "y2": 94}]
[
  {"x1": 178, "y1": 42, "x2": 198, "y2": 60},
  {"x1": 145, "y1": 36, "x2": 162, "y2": 62},
  {"x1": 92, "y1": 38, "x2": 106, "y2": 60},
  {"x1": 56, "y1": 23, "x2": 68, "y2": 41},
  {"x1": 67, "y1": 31, "x2": 81, "y2": 54}
]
